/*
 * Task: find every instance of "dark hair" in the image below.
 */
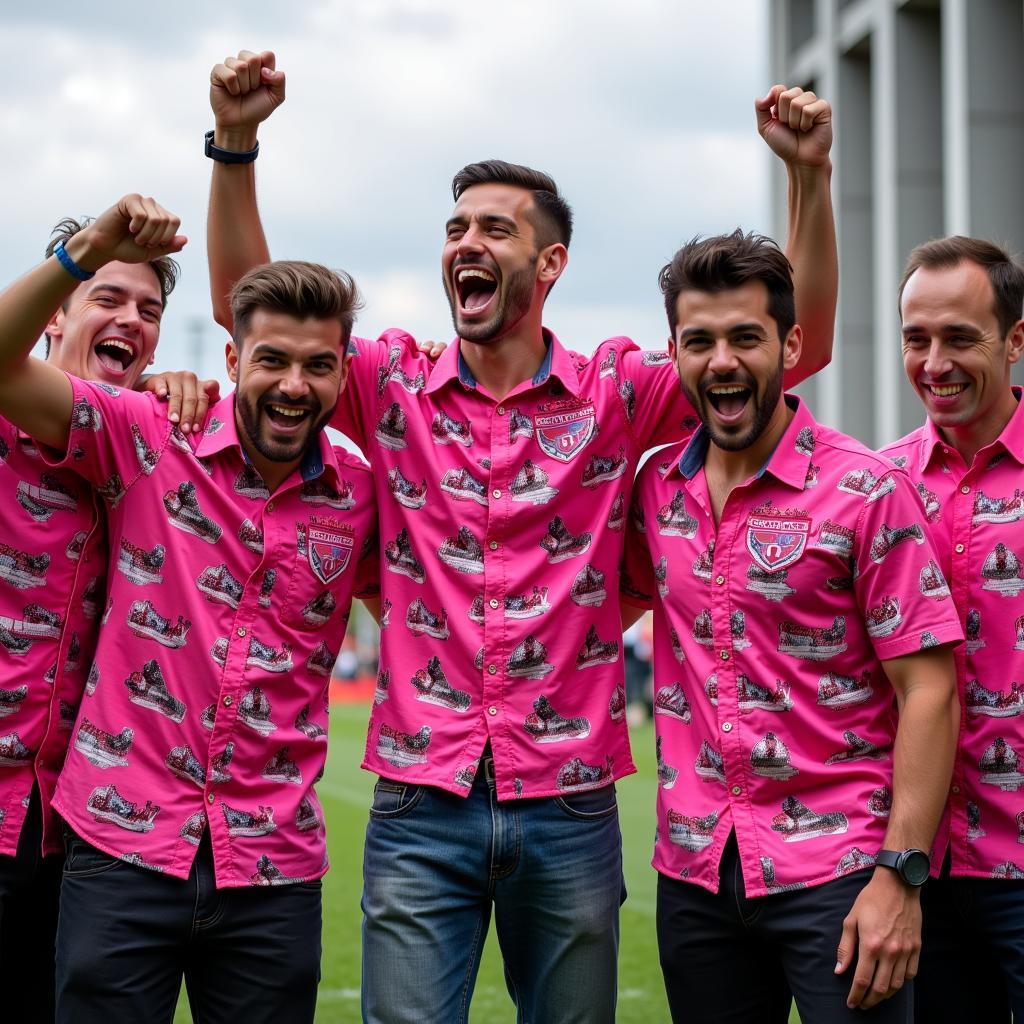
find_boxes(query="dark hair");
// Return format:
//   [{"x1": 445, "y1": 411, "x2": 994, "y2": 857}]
[
  {"x1": 230, "y1": 260, "x2": 361, "y2": 348},
  {"x1": 43, "y1": 215, "x2": 180, "y2": 354},
  {"x1": 452, "y1": 159, "x2": 573, "y2": 249},
  {"x1": 659, "y1": 229, "x2": 796, "y2": 338},
  {"x1": 899, "y1": 236, "x2": 1024, "y2": 338}
]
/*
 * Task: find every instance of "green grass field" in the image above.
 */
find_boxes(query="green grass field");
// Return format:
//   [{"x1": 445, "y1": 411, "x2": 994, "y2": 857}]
[{"x1": 174, "y1": 703, "x2": 799, "y2": 1023}]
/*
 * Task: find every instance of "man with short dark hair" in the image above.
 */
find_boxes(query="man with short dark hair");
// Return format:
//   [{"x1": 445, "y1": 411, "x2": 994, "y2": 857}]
[
  {"x1": 204, "y1": 49, "x2": 839, "y2": 1023},
  {"x1": 0, "y1": 194, "x2": 379, "y2": 1024},
  {"x1": 622, "y1": 230, "x2": 962, "y2": 1022},
  {"x1": 881, "y1": 236, "x2": 1024, "y2": 1022}
]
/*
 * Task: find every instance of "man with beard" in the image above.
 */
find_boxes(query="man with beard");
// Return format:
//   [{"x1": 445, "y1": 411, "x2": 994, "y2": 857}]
[
  {"x1": 204, "y1": 49, "x2": 837, "y2": 1023},
  {"x1": 880, "y1": 238, "x2": 1024, "y2": 1022},
  {"x1": 0, "y1": 194, "x2": 379, "y2": 1024},
  {"x1": 621, "y1": 231, "x2": 962, "y2": 1022},
  {"x1": 0, "y1": 204, "x2": 214, "y2": 1020}
]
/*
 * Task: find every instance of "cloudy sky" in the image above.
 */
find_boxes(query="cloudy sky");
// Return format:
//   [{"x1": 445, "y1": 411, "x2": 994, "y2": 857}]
[{"x1": 1, "y1": 0, "x2": 774, "y2": 383}]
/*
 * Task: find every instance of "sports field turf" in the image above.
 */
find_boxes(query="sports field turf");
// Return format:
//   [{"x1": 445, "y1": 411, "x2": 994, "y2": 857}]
[{"x1": 174, "y1": 702, "x2": 801, "y2": 1022}]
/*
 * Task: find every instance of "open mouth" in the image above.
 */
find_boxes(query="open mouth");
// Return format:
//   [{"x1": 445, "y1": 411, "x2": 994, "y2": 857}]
[
  {"x1": 94, "y1": 338, "x2": 136, "y2": 375},
  {"x1": 263, "y1": 402, "x2": 312, "y2": 432},
  {"x1": 924, "y1": 382, "x2": 968, "y2": 400},
  {"x1": 455, "y1": 267, "x2": 498, "y2": 315},
  {"x1": 705, "y1": 383, "x2": 752, "y2": 420}
]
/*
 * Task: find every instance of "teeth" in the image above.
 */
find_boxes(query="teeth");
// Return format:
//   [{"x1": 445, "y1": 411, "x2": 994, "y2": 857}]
[
  {"x1": 269, "y1": 406, "x2": 305, "y2": 418},
  {"x1": 457, "y1": 269, "x2": 495, "y2": 284},
  {"x1": 708, "y1": 385, "x2": 747, "y2": 395},
  {"x1": 930, "y1": 384, "x2": 965, "y2": 397},
  {"x1": 98, "y1": 339, "x2": 134, "y2": 355}
]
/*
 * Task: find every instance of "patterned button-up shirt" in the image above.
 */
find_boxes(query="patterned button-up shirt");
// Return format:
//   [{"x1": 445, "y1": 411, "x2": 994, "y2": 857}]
[
  {"x1": 0, "y1": 418, "x2": 103, "y2": 857},
  {"x1": 332, "y1": 328, "x2": 690, "y2": 799},
  {"x1": 49, "y1": 382, "x2": 377, "y2": 886},
  {"x1": 623, "y1": 398, "x2": 962, "y2": 897},
  {"x1": 882, "y1": 389, "x2": 1024, "y2": 880}
]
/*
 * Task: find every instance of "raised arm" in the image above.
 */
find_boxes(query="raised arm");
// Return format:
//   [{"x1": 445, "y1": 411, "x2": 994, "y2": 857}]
[
  {"x1": 208, "y1": 49, "x2": 285, "y2": 331},
  {"x1": 0, "y1": 196, "x2": 186, "y2": 448},
  {"x1": 756, "y1": 84, "x2": 837, "y2": 385}
]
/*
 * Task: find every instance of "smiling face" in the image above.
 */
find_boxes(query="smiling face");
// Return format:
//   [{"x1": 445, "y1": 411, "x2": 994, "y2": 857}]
[
  {"x1": 441, "y1": 183, "x2": 550, "y2": 344},
  {"x1": 901, "y1": 261, "x2": 1023, "y2": 443},
  {"x1": 670, "y1": 280, "x2": 801, "y2": 453},
  {"x1": 227, "y1": 310, "x2": 349, "y2": 488},
  {"x1": 46, "y1": 261, "x2": 164, "y2": 386}
]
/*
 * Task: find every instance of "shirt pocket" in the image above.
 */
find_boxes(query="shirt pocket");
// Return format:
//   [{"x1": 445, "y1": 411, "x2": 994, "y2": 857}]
[{"x1": 277, "y1": 515, "x2": 356, "y2": 632}]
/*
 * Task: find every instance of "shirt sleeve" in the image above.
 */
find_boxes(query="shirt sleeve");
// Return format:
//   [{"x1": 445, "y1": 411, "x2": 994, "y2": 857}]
[
  {"x1": 852, "y1": 468, "x2": 964, "y2": 660},
  {"x1": 620, "y1": 474, "x2": 657, "y2": 609},
  {"x1": 615, "y1": 342, "x2": 697, "y2": 450},
  {"x1": 41, "y1": 375, "x2": 170, "y2": 499}
]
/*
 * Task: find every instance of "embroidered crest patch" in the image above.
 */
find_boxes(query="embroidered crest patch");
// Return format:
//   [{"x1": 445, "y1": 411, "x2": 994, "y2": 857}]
[
  {"x1": 534, "y1": 402, "x2": 596, "y2": 462},
  {"x1": 746, "y1": 514, "x2": 811, "y2": 573},
  {"x1": 307, "y1": 522, "x2": 354, "y2": 584}
]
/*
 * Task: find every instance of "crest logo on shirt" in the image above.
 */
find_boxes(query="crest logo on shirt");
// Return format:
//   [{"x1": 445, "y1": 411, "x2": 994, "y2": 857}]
[
  {"x1": 747, "y1": 514, "x2": 811, "y2": 573},
  {"x1": 307, "y1": 522, "x2": 354, "y2": 584},
  {"x1": 534, "y1": 402, "x2": 596, "y2": 462}
]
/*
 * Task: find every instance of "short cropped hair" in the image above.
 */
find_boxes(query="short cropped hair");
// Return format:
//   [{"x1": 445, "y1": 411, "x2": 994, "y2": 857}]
[
  {"x1": 898, "y1": 236, "x2": 1024, "y2": 339},
  {"x1": 230, "y1": 260, "x2": 361, "y2": 349},
  {"x1": 452, "y1": 159, "x2": 574, "y2": 249},
  {"x1": 659, "y1": 229, "x2": 796, "y2": 339}
]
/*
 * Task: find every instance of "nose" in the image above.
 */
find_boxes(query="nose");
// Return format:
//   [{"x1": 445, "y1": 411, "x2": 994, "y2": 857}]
[
  {"x1": 708, "y1": 338, "x2": 739, "y2": 375},
  {"x1": 455, "y1": 224, "x2": 485, "y2": 257},
  {"x1": 278, "y1": 364, "x2": 309, "y2": 398},
  {"x1": 923, "y1": 339, "x2": 951, "y2": 378},
  {"x1": 114, "y1": 302, "x2": 142, "y2": 332}
]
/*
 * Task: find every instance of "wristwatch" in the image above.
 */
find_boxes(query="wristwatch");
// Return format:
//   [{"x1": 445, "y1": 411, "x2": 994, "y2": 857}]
[
  {"x1": 204, "y1": 130, "x2": 259, "y2": 164},
  {"x1": 876, "y1": 848, "x2": 931, "y2": 887}
]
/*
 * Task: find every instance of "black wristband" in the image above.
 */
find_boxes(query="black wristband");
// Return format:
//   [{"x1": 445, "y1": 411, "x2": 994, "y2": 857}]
[{"x1": 204, "y1": 129, "x2": 259, "y2": 164}]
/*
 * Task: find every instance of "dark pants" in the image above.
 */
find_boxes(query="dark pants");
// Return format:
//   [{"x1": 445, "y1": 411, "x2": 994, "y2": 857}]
[
  {"x1": 657, "y1": 834, "x2": 912, "y2": 1024},
  {"x1": 916, "y1": 856, "x2": 1020, "y2": 1022},
  {"x1": 0, "y1": 787, "x2": 62, "y2": 1023},
  {"x1": 55, "y1": 830, "x2": 322, "y2": 1024}
]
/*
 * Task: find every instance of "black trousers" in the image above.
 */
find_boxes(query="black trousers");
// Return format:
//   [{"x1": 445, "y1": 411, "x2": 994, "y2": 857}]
[
  {"x1": 0, "y1": 787, "x2": 62, "y2": 1023},
  {"x1": 55, "y1": 830, "x2": 322, "y2": 1024},
  {"x1": 657, "y1": 834, "x2": 912, "y2": 1024}
]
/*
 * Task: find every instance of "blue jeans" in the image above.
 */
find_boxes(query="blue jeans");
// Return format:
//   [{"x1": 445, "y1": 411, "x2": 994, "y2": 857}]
[
  {"x1": 361, "y1": 755, "x2": 624, "y2": 1023},
  {"x1": 916, "y1": 860, "x2": 1021, "y2": 1022}
]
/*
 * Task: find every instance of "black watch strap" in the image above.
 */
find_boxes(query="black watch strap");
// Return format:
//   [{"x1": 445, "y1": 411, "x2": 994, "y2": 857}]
[
  {"x1": 204, "y1": 130, "x2": 259, "y2": 165},
  {"x1": 876, "y1": 848, "x2": 930, "y2": 887}
]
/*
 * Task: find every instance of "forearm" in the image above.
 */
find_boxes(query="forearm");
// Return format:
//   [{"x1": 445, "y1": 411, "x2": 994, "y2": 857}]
[
  {"x1": 207, "y1": 124, "x2": 271, "y2": 331},
  {"x1": 783, "y1": 161, "x2": 836, "y2": 386}
]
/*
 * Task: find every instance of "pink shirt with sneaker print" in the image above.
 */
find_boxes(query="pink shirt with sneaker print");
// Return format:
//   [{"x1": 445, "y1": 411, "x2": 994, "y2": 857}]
[
  {"x1": 48, "y1": 380, "x2": 377, "y2": 886},
  {"x1": 883, "y1": 389, "x2": 1024, "y2": 880},
  {"x1": 333, "y1": 328, "x2": 690, "y2": 799},
  {"x1": 623, "y1": 398, "x2": 963, "y2": 897}
]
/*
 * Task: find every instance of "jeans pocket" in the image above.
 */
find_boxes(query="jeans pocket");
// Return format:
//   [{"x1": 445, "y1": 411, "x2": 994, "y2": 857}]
[
  {"x1": 368, "y1": 779, "x2": 425, "y2": 819},
  {"x1": 554, "y1": 783, "x2": 618, "y2": 820},
  {"x1": 62, "y1": 836, "x2": 124, "y2": 877}
]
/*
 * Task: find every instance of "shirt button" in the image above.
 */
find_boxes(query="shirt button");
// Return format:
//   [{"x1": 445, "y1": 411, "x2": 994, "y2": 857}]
[
  {"x1": 266, "y1": 502, "x2": 274, "y2": 514},
  {"x1": 720, "y1": 650, "x2": 730, "y2": 661},
  {"x1": 223, "y1": 695, "x2": 233, "y2": 707},
  {"x1": 960, "y1": 485, "x2": 970, "y2": 495},
  {"x1": 237, "y1": 627, "x2": 246, "y2": 638},
  {"x1": 488, "y1": 705, "x2": 498, "y2": 716},
  {"x1": 489, "y1": 598, "x2": 500, "y2": 610},
  {"x1": 951, "y1": 785, "x2": 960, "y2": 795},
  {"x1": 722, "y1": 722, "x2": 733, "y2": 732},
  {"x1": 497, "y1": 406, "x2": 506, "y2": 416},
  {"x1": 207, "y1": 793, "x2": 215, "y2": 804},
  {"x1": 492, "y1": 489, "x2": 502, "y2": 499},
  {"x1": 715, "y1": 575, "x2": 725, "y2": 585},
  {"x1": 955, "y1": 543, "x2": 965, "y2": 554},
  {"x1": 489, "y1": 540, "x2": 499, "y2": 551},
  {"x1": 487, "y1": 664, "x2": 497, "y2": 675},
  {"x1": 731, "y1": 785, "x2": 742, "y2": 796}
]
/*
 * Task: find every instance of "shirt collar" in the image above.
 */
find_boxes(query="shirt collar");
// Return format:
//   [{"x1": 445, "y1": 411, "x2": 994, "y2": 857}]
[
  {"x1": 669, "y1": 395, "x2": 815, "y2": 491},
  {"x1": 194, "y1": 393, "x2": 339, "y2": 484},
  {"x1": 918, "y1": 386, "x2": 1024, "y2": 470},
  {"x1": 423, "y1": 328, "x2": 581, "y2": 398}
]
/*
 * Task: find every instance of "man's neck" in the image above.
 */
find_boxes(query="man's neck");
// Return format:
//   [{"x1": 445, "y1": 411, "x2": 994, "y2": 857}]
[
  {"x1": 457, "y1": 312, "x2": 548, "y2": 401},
  {"x1": 938, "y1": 388, "x2": 1019, "y2": 467},
  {"x1": 705, "y1": 401, "x2": 796, "y2": 492}
]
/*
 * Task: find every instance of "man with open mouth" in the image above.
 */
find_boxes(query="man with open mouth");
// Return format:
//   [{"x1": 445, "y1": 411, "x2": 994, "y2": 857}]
[
  {"x1": 621, "y1": 230, "x2": 962, "y2": 1023},
  {"x1": 205, "y1": 49, "x2": 837, "y2": 1023},
  {"x1": 0, "y1": 197, "x2": 380, "y2": 1024},
  {"x1": 0, "y1": 202, "x2": 216, "y2": 1021},
  {"x1": 881, "y1": 238, "x2": 1024, "y2": 1023}
]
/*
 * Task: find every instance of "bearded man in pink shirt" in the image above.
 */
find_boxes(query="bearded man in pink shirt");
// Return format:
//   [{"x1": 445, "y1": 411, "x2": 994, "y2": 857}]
[
  {"x1": 0, "y1": 208, "x2": 214, "y2": 1020},
  {"x1": 621, "y1": 230, "x2": 963, "y2": 1022},
  {"x1": 880, "y1": 238, "x2": 1024, "y2": 1023},
  {"x1": 0, "y1": 195, "x2": 379, "y2": 1024},
  {"x1": 203, "y1": 48, "x2": 838, "y2": 1024}
]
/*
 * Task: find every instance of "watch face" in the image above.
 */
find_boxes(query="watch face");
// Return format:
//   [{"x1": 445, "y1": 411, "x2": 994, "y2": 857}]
[{"x1": 901, "y1": 850, "x2": 931, "y2": 886}]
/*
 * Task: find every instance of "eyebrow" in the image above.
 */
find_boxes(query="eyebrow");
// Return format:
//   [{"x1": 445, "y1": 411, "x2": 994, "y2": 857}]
[
  {"x1": 88, "y1": 282, "x2": 163, "y2": 309},
  {"x1": 901, "y1": 322, "x2": 981, "y2": 335},
  {"x1": 445, "y1": 212, "x2": 519, "y2": 232},
  {"x1": 679, "y1": 322, "x2": 766, "y2": 338},
  {"x1": 250, "y1": 344, "x2": 339, "y2": 363}
]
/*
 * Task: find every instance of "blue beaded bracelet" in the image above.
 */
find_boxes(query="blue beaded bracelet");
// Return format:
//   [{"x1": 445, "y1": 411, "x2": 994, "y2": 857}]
[{"x1": 53, "y1": 240, "x2": 95, "y2": 282}]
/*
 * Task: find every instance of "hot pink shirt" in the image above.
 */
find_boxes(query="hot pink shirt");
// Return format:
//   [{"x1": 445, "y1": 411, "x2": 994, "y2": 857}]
[
  {"x1": 332, "y1": 329, "x2": 690, "y2": 799},
  {"x1": 882, "y1": 389, "x2": 1024, "y2": 880},
  {"x1": 0, "y1": 418, "x2": 103, "y2": 857},
  {"x1": 623, "y1": 399, "x2": 963, "y2": 896},
  {"x1": 49, "y1": 380, "x2": 378, "y2": 886}
]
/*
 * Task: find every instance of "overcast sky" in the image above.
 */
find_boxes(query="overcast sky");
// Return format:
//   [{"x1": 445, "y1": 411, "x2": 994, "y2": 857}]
[{"x1": 1, "y1": 0, "x2": 773, "y2": 383}]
